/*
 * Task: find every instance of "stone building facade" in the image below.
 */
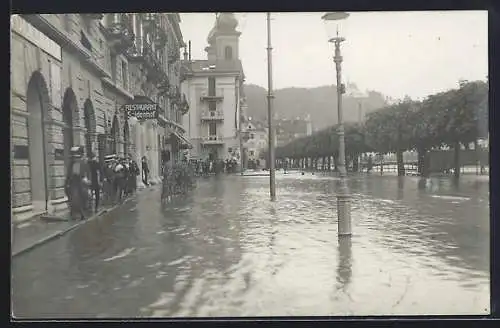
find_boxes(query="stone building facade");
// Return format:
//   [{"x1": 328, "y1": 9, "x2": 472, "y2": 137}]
[
  {"x1": 10, "y1": 13, "x2": 189, "y2": 223},
  {"x1": 181, "y1": 13, "x2": 245, "y2": 162}
]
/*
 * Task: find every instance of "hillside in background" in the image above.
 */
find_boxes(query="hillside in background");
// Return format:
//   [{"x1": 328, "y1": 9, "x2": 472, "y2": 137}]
[{"x1": 244, "y1": 84, "x2": 389, "y2": 131}]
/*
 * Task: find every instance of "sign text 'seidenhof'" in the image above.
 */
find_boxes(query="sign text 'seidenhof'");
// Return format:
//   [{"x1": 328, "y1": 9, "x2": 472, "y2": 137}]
[{"x1": 125, "y1": 103, "x2": 159, "y2": 120}]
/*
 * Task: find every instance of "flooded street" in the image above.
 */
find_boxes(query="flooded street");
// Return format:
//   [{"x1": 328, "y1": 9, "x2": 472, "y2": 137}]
[{"x1": 11, "y1": 172, "x2": 490, "y2": 318}]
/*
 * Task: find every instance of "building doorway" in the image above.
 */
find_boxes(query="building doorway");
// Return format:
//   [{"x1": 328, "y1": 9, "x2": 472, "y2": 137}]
[
  {"x1": 26, "y1": 72, "x2": 50, "y2": 213},
  {"x1": 208, "y1": 148, "x2": 218, "y2": 161},
  {"x1": 62, "y1": 88, "x2": 78, "y2": 174}
]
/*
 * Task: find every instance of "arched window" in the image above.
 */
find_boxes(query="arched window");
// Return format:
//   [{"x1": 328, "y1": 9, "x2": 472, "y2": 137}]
[{"x1": 224, "y1": 46, "x2": 233, "y2": 60}]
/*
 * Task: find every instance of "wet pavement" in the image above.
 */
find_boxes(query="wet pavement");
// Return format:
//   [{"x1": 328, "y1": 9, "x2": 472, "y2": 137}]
[{"x1": 11, "y1": 172, "x2": 490, "y2": 318}]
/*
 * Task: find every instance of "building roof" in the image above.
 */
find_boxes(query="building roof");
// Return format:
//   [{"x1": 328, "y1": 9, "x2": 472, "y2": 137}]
[{"x1": 183, "y1": 59, "x2": 244, "y2": 77}]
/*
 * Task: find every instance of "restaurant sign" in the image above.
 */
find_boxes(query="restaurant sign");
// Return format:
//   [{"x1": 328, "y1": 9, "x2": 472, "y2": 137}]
[{"x1": 124, "y1": 103, "x2": 159, "y2": 120}]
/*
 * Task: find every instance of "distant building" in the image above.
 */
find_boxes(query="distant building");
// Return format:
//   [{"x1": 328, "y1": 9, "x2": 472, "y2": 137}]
[
  {"x1": 274, "y1": 115, "x2": 312, "y2": 147},
  {"x1": 181, "y1": 13, "x2": 245, "y2": 162},
  {"x1": 242, "y1": 119, "x2": 268, "y2": 161}
]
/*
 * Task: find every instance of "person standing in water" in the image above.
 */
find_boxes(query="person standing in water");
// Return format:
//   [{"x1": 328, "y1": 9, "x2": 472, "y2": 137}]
[
  {"x1": 65, "y1": 146, "x2": 89, "y2": 220},
  {"x1": 141, "y1": 156, "x2": 150, "y2": 186},
  {"x1": 87, "y1": 152, "x2": 102, "y2": 213}
]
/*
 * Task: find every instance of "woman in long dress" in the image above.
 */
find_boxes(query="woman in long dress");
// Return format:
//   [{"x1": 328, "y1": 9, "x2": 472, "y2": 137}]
[{"x1": 65, "y1": 146, "x2": 89, "y2": 220}]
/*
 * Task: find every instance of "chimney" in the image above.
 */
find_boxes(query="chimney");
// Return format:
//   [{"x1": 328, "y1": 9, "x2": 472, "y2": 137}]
[{"x1": 188, "y1": 40, "x2": 192, "y2": 62}]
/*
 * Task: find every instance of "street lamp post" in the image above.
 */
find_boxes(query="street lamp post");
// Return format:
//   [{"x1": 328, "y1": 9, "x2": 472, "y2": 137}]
[
  {"x1": 322, "y1": 12, "x2": 352, "y2": 237},
  {"x1": 267, "y1": 12, "x2": 276, "y2": 201}
]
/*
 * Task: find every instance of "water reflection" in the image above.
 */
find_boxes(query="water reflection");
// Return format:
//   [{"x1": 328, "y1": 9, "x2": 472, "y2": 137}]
[
  {"x1": 451, "y1": 177, "x2": 461, "y2": 191},
  {"x1": 267, "y1": 205, "x2": 278, "y2": 276},
  {"x1": 397, "y1": 177, "x2": 405, "y2": 200},
  {"x1": 336, "y1": 237, "x2": 353, "y2": 292},
  {"x1": 417, "y1": 177, "x2": 427, "y2": 191}
]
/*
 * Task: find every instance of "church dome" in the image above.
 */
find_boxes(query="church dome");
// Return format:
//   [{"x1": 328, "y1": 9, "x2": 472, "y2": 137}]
[
  {"x1": 217, "y1": 13, "x2": 238, "y2": 31},
  {"x1": 206, "y1": 13, "x2": 239, "y2": 43}
]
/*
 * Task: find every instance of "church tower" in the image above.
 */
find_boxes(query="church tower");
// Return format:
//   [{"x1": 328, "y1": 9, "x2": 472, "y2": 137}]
[{"x1": 205, "y1": 13, "x2": 241, "y2": 63}]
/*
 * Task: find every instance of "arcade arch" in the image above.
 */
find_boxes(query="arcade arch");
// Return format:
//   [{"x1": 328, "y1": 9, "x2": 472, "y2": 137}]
[
  {"x1": 26, "y1": 71, "x2": 50, "y2": 213},
  {"x1": 83, "y1": 99, "x2": 97, "y2": 157}
]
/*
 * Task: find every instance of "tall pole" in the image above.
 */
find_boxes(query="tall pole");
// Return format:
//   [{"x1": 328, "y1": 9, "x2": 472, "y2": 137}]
[
  {"x1": 357, "y1": 100, "x2": 362, "y2": 124},
  {"x1": 267, "y1": 12, "x2": 276, "y2": 201},
  {"x1": 333, "y1": 36, "x2": 352, "y2": 237},
  {"x1": 358, "y1": 100, "x2": 362, "y2": 173},
  {"x1": 239, "y1": 102, "x2": 244, "y2": 176}
]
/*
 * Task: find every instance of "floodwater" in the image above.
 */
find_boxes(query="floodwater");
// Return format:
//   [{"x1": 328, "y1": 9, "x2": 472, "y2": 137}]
[{"x1": 11, "y1": 172, "x2": 490, "y2": 318}]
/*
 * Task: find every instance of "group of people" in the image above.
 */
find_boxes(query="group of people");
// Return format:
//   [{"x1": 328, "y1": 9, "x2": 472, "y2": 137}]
[
  {"x1": 65, "y1": 146, "x2": 245, "y2": 216},
  {"x1": 190, "y1": 158, "x2": 239, "y2": 176},
  {"x1": 161, "y1": 151, "x2": 196, "y2": 202},
  {"x1": 64, "y1": 146, "x2": 141, "y2": 220}
]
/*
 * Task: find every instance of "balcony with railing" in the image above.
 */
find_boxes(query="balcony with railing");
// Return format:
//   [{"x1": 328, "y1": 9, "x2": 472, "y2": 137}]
[
  {"x1": 201, "y1": 110, "x2": 224, "y2": 121},
  {"x1": 127, "y1": 36, "x2": 167, "y2": 85},
  {"x1": 200, "y1": 88, "x2": 224, "y2": 101},
  {"x1": 201, "y1": 135, "x2": 225, "y2": 145},
  {"x1": 103, "y1": 14, "x2": 135, "y2": 55}
]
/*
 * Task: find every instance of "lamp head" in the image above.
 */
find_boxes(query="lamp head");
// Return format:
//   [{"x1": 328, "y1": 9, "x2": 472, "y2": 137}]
[{"x1": 321, "y1": 12, "x2": 350, "y2": 42}]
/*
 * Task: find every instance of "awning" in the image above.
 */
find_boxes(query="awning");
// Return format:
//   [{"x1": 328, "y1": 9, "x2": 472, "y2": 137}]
[{"x1": 171, "y1": 131, "x2": 193, "y2": 149}]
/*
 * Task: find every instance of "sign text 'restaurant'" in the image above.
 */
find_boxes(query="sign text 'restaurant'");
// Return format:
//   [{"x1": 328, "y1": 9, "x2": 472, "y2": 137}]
[{"x1": 125, "y1": 103, "x2": 159, "y2": 120}]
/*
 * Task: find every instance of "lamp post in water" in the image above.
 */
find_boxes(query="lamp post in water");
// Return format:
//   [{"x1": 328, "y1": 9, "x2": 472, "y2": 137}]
[
  {"x1": 267, "y1": 12, "x2": 276, "y2": 201},
  {"x1": 322, "y1": 12, "x2": 352, "y2": 237}
]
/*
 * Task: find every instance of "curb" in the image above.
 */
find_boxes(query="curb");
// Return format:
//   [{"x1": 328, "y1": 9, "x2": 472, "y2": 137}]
[{"x1": 11, "y1": 200, "x2": 128, "y2": 258}]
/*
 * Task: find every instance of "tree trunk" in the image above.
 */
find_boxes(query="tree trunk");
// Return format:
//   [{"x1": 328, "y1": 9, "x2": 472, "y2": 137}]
[
  {"x1": 334, "y1": 155, "x2": 338, "y2": 172},
  {"x1": 417, "y1": 146, "x2": 429, "y2": 177},
  {"x1": 396, "y1": 127, "x2": 405, "y2": 176},
  {"x1": 474, "y1": 139, "x2": 479, "y2": 175},
  {"x1": 396, "y1": 149, "x2": 405, "y2": 176},
  {"x1": 352, "y1": 155, "x2": 359, "y2": 172},
  {"x1": 378, "y1": 154, "x2": 384, "y2": 176},
  {"x1": 453, "y1": 140, "x2": 461, "y2": 179}
]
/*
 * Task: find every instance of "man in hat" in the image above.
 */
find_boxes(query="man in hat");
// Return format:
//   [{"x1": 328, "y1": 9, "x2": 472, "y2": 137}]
[
  {"x1": 65, "y1": 146, "x2": 89, "y2": 220},
  {"x1": 103, "y1": 154, "x2": 117, "y2": 205},
  {"x1": 127, "y1": 154, "x2": 139, "y2": 195},
  {"x1": 87, "y1": 152, "x2": 102, "y2": 213}
]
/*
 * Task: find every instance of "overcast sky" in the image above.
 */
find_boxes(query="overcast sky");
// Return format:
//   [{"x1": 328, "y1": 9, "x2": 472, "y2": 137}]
[{"x1": 180, "y1": 11, "x2": 487, "y2": 100}]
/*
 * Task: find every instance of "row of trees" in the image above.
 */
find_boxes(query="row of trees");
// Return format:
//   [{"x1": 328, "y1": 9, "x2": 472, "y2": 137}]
[{"x1": 274, "y1": 80, "x2": 488, "y2": 178}]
